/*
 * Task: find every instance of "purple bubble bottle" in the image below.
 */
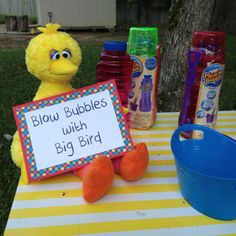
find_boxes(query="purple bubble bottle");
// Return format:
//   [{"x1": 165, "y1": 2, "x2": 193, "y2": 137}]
[{"x1": 179, "y1": 50, "x2": 202, "y2": 126}]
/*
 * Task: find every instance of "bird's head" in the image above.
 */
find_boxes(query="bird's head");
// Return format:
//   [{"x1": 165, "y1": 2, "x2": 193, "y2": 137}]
[{"x1": 26, "y1": 23, "x2": 82, "y2": 83}]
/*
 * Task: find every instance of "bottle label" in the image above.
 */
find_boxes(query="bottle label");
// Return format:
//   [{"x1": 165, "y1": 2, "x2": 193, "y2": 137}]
[
  {"x1": 128, "y1": 55, "x2": 158, "y2": 129},
  {"x1": 193, "y1": 63, "x2": 224, "y2": 138},
  {"x1": 132, "y1": 56, "x2": 143, "y2": 78}
]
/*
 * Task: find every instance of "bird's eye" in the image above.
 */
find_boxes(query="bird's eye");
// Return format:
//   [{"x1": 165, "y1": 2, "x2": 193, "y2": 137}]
[
  {"x1": 50, "y1": 50, "x2": 60, "y2": 60},
  {"x1": 62, "y1": 49, "x2": 71, "y2": 59}
]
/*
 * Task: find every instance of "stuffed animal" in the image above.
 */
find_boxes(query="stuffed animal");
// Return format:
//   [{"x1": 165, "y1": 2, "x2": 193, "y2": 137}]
[
  {"x1": 11, "y1": 23, "x2": 82, "y2": 184},
  {"x1": 11, "y1": 23, "x2": 149, "y2": 203}
]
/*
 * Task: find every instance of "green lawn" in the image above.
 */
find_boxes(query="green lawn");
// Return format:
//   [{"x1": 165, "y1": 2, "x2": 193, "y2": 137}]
[
  {"x1": 0, "y1": 36, "x2": 235, "y2": 234},
  {"x1": 219, "y1": 35, "x2": 236, "y2": 110}
]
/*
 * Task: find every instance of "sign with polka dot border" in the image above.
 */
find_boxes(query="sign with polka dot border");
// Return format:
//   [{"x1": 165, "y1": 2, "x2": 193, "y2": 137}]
[{"x1": 13, "y1": 80, "x2": 133, "y2": 182}]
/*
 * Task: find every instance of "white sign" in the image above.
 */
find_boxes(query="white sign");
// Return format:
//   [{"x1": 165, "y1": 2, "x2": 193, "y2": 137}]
[{"x1": 13, "y1": 81, "x2": 133, "y2": 182}]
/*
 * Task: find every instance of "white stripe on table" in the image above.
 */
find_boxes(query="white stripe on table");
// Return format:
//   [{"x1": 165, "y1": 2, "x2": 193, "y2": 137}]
[
  {"x1": 152, "y1": 123, "x2": 177, "y2": 127},
  {"x1": 133, "y1": 137, "x2": 171, "y2": 142},
  {"x1": 155, "y1": 111, "x2": 236, "y2": 116},
  {"x1": 114, "y1": 177, "x2": 178, "y2": 186},
  {"x1": 132, "y1": 130, "x2": 174, "y2": 135},
  {"x1": 217, "y1": 111, "x2": 236, "y2": 114},
  {"x1": 217, "y1": 128, "x2": 236, "y2": 132},
  {"x1": 12, "y1": 191, "x2": 183, "y2": 209},
  {"x1": 16, "y1": 176, "x2": 178, "y2": 193},
  {"x1": 80, "y1": 223, "x2": 236, "y2": 236},
  {"x1": 154, "y1": 112, "x2": 179, "y2": 116},
  {"x1": 147, "y1": 165, "x2": 176, "y2": 172},
  {"x1": 148, "y1": 146, "x2": 171, "y2": 151},
  {"x1": 150, "y1": 155, "x2": 174, "y2": 160},
  {"x1": 151, "y1": 119, "x2": 236, "y2": 125},
  {"x1": 152, "y1": 116, "x2": 236, "y2": 122},
  {"x1": 132, "y1": 128, "x2": 236, "y2": 136},
  {"x1": 16, "y1": 164, "x2": 176, "y2": 189},
  {"x1": 6, "y1": 207, "x2": 201, "y2": 229}
]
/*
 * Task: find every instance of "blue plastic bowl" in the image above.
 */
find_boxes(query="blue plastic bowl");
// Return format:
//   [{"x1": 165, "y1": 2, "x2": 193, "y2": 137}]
[{"x1": 171, "y1": 124, "x2": 236, "y2": 220}]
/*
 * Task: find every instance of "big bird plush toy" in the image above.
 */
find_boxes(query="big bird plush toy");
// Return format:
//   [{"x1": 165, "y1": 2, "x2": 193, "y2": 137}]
[{"x1": 11, "y1": 23, "x2": 149, "y2": 203}]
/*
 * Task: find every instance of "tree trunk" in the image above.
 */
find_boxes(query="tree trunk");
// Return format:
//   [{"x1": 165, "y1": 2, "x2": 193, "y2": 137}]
[{"x1": 159, "y1": 0, "x2": 216, "y2": 112}]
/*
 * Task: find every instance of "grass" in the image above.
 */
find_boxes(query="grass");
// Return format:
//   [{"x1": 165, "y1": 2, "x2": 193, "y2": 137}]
[
  {"x1": 219, "y1": 35, "x2": 236, "y2": 110},
  {"x1": 0, "y1": 36, "x2": 235, "y2": 235},
  {"x1": 0, "y1": 15, "x2": 5, "y2": 24}
]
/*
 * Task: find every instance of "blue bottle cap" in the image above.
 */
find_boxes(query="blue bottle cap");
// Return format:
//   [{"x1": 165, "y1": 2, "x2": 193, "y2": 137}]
[{"x1": 104, "y1": 41, "x2": 127, "y2": 51}]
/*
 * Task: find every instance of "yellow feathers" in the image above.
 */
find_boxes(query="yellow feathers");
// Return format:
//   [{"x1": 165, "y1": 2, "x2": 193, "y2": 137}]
[
  {"x1": 38, "y1": 23, "x2": 61, "y2": 34},
  {"x1": 26, "y1": 23, "x2": 82, "y2": 81},
  {"x1": 11, "y1": 24, "x2": 83, "y2": 184}
]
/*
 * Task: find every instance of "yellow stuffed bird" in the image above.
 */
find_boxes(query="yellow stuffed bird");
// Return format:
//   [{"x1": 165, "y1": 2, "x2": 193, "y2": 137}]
[{"x1": 11, "y1": 23, "x2": 82, "y2": 184}]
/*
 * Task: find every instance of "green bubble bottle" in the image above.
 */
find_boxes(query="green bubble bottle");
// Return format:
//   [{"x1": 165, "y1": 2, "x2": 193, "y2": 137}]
[{"x1": 128, "y1": 27, "x2": 160, "y2": 130}]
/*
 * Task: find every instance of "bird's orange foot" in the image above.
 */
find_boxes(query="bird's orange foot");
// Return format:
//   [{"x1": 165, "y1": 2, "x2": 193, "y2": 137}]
[
  {"x1": 120, "y1": 143, "x2": 149, "y2": 181},
  {"x1": 74, "y1": 156, "x2": 114, "y2": 203}
]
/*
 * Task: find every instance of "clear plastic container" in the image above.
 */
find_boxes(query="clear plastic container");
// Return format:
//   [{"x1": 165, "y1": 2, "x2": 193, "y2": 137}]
[{"x1": 96, "y1": 41, "x2": 133, "y2": 107}]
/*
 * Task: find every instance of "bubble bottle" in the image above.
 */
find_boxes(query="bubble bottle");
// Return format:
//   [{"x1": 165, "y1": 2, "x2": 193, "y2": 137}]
[
  {"x1": 96, "y1": 41, "x2": 133, "y2": 108},
  {"x1": 128, "y1": 27, "x2": 160, "y2": 130},
  {"x1": 179, "y1": 31, "x2": 226, "y2": 138}
]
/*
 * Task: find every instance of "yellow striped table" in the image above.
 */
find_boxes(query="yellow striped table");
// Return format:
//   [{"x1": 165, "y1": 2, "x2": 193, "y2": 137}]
[{"x1": 4, "y1": 111, "x2": 236, "y2": 236}]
